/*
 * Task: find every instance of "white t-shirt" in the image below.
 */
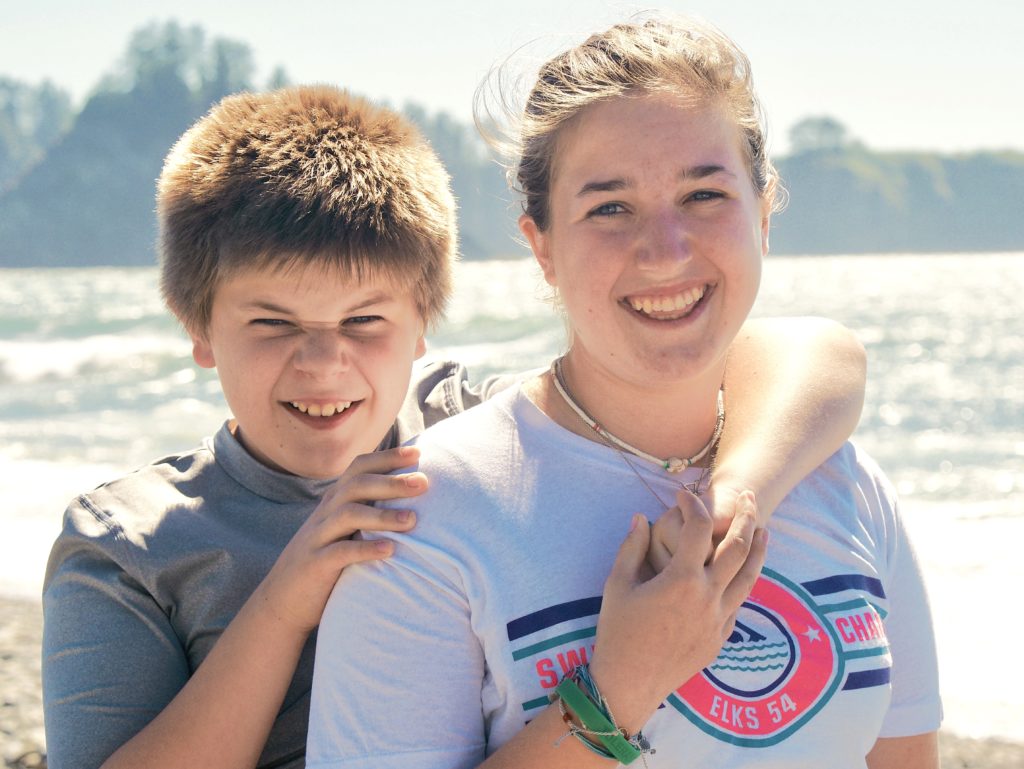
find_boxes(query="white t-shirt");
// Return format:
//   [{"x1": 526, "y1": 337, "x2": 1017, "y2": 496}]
[{"x1": 307, "y1": 385, "x2": 941, "y2": 769}]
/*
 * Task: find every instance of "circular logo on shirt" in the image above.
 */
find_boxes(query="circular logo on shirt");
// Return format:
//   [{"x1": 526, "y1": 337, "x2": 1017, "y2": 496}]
[{"x1": 667, "y1": 568, "x2": 843, "y2": 747}]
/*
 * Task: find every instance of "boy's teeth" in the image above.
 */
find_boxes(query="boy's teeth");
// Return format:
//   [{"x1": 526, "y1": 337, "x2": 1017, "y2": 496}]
[
  {"x1": 289, "y1": 401, "x2": 352, "y2": 417},
  {"x1": 630, "y1": 286, "x2": 705, "y2": 315}
]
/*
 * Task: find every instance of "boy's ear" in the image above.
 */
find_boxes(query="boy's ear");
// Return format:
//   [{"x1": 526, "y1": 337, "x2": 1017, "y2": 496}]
[
  {"x1": 414, "y1": 333, "x2": 426, "y2": 361},
  {"x1": 519, "y1": 214, "x2": 556, "y2": 287},
  {"x1": 191, "y1": 334, "x2": 216, "y2": 369}
]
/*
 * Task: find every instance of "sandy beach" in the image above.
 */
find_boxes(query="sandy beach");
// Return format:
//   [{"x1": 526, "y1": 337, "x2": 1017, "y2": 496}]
[{"x1": 3, "y1": 595, "x2": 1022, "y2": 768}]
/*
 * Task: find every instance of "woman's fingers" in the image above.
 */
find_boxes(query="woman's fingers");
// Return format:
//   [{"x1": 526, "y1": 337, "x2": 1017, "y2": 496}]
[
  {"x1": 607, "y1": 514, "x2": 652, "y2": 588},
  {"x1": 646, "y1": 506, "x2": 679, "y2": 574},
  {"x1": 722, "y1": 527, "x2": 769, "y2": 610}
]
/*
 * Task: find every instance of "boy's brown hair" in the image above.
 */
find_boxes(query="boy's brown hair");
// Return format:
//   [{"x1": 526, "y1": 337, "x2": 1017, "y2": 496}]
[{"x1": 158, "y1": 85, "x2": 456, "y2": 335}]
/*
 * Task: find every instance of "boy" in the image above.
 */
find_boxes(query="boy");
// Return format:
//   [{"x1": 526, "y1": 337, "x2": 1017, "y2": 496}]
[{"x1": 43, "y1": 85, "x2": 865, "y2": 769}]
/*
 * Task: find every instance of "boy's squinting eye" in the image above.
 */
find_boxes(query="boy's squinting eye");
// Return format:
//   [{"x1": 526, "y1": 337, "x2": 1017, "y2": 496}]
[
  {"x1": 251, "y1": 318, "x2": 292, "y2": 327},
  {"x1": 345, "y1": 315, "x2": 384, "y2": 325}
]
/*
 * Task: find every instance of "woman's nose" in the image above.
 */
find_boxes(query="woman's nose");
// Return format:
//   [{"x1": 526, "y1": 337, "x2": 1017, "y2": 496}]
[{"x1": 635, "y1": 210, "x2": 693, "y2": 271}]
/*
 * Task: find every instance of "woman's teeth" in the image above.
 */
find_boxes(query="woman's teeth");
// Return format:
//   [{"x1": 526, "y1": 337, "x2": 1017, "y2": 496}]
[
  {"x1": 289, "y1": 401, "x2": 352, "y2": 417},
  {"x1": 629, "y1": 286, "x2": 705, "y2": 315}
]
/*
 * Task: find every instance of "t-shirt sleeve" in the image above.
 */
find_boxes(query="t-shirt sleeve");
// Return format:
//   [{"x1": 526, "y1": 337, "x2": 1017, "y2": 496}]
[
  {"x1": 390, "y1": 361, "x2": 522, "y2": 445},
  {"x1": 307, "y1": 533, "x2": 486, "y2": 769},
  {"x1": 42, "y1": 497, "x2": 190, "y2": 769},
  {"x1": 871, "y1": 478, "x2": 943, "y2": 737}
]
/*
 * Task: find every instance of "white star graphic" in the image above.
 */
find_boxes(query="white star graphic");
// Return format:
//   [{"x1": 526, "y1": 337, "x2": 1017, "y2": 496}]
[{"x1": 802, "y1": 627, "x2": 822, "y2": 643}]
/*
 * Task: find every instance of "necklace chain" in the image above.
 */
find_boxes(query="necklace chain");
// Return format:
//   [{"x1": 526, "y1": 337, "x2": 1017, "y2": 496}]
[{"x1": 550, "y1": 356, "x2": 724, "y2": 475}]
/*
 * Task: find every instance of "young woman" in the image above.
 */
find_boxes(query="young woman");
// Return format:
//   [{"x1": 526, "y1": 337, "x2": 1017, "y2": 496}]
[{"x1": 307, "y1": 16, "x2": 940, "y2": 769}]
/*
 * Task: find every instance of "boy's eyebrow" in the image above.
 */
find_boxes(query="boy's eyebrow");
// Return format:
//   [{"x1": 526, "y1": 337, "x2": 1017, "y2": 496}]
[
  {"x1": 576, "y1": 164, "x2": 736, "y2": 197},
  {"x1": 241, "y1": 292, "x2": 395, "y2": 315},
  {"x1": 243, "y1": 300, "x2": 295, "y2": 314}
]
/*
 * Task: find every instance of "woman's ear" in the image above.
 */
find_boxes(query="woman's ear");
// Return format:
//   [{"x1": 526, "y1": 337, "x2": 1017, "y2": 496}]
[
  {"x1": 760, "y1": 211, "x2": 771, "y2": 258},
  {"x1": 519, "y1": 214, "x2": 556, "y2": 287}
]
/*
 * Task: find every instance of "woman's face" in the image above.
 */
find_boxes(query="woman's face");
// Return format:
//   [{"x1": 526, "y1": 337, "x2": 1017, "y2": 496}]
[{"x1": 521, "y1": 92, "x2": 769, "y2": 392}]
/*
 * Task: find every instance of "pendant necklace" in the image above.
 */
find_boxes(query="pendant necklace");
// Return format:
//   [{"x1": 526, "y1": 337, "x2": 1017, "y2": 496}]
[{"x1": 550, "y1": 356, "x2": 724, "y2": 505}]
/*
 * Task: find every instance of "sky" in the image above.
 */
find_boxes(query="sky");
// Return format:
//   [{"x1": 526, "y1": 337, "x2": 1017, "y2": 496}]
[{"x1": 2, "y1": 0, "x2": 1022, "y2": 155}]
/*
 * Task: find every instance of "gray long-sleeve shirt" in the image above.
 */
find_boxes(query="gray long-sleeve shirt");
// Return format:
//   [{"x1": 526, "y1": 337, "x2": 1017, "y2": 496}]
[{"x1": 42, "y1": 362, "x2": 514, "y2": 769}]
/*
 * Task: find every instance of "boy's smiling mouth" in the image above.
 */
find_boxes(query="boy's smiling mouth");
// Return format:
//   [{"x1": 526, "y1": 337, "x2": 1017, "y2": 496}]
[
  {"x1": 287, "y1": 400, "x2": 355, "y2": 418},
  {"x1": 623, "y1": 284, "x2": 709, "y2": 321}
]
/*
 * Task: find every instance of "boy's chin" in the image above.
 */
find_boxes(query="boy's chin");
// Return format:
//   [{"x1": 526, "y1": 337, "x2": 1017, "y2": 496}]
[{"x1": 272, "y1": 454, "x2": 352, "y2": 480}]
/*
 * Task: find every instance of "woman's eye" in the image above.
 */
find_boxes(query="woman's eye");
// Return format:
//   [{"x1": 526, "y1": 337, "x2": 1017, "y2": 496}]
[
  {"x1": 589, "y1": 202, "x2": 626, "y2": 217},
  {"x1": 690, "y1": 190, "x2": 725, "y2": 202}
]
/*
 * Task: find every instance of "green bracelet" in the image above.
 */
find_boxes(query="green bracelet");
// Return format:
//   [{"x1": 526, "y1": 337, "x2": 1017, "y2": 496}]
[{"x1": 555, "y1": 677, "x2": 642, "y2": 765}]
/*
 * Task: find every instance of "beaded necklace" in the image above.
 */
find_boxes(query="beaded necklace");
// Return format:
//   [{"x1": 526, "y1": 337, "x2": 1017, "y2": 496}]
[{"x1": 550, "y1": 356, "x2": 723, "y2": 502}]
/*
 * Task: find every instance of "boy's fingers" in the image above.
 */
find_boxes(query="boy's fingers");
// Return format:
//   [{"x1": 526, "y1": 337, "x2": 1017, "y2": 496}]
[
  {"x1": 721, "y1": 527, "x2": 768, "y2": 610},
  {"x1": 667, "y1": 492, "x2": 714, "y2": 572},
  {"x1": 705, "y1": 483, "x2": 743, "y2": 540},
  {"x1": 708, "y1": 491, "x2": 758, "y2": 583},
  {"x1": 608, "y1": 514, "x2": 650, "y2": 587},
  {"x1": 320, "y1": 502, "x2": 416, "y2": 540},
  {"x1": 342, "y1": 446, "x2": 420, "y2": 479},
  {"x1": 329, "y1": 470, "x2": 428, "y2": 506},
  {"x1": 324, "y1": 537, "x2": 396, "y2": 569}
]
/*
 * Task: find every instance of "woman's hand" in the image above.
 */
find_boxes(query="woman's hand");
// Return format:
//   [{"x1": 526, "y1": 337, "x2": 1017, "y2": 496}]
[
  {"x1": 589, "y1": 490, "x2": 767, "y2": 735},
  {"x1": 250, "y1": 446, "x2": 426, "y2": 637}
]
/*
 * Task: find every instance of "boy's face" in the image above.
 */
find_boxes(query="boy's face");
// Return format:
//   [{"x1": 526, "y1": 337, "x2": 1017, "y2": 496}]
[{"x1": 191, "y1": 262, "x2": 426, "y2": 479}]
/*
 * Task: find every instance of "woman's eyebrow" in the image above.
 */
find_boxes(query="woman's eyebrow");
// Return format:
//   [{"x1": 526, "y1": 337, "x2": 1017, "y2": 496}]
[
  {"x1": 576, "y1": 164, "x2": 737, "y2": 197},
  {"x1": 680, "y1": 164, "x2": 736, "y2": 180},
  {"x1": 576, "y1": 177, "x2": 630, "y2": 197}
]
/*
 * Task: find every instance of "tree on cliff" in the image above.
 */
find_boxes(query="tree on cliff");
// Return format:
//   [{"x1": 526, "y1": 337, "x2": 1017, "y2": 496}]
[{"x1": 0, "y1": 22, "x2": 255, "y2": 267}]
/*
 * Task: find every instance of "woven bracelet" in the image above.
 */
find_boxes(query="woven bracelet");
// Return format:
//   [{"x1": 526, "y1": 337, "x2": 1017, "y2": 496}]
[{"x1": 554, "y1": 677, "x2": 643, "y2": 765}]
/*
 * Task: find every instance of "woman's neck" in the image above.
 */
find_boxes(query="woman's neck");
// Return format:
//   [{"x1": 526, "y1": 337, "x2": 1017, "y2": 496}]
[{"x1": 526, "y1": 350, "x2": 727, "y2": 463}]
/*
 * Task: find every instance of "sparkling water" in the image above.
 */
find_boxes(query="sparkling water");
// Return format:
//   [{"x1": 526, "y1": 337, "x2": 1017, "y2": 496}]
[{"x1": 2, "y1": 253, "x2": 1021, "y2": 740}]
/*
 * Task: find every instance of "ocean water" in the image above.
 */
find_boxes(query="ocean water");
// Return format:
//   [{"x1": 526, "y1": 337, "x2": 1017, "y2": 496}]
[{"x1": 2, "y1": 253, "x2": 1022, "y2": 740}]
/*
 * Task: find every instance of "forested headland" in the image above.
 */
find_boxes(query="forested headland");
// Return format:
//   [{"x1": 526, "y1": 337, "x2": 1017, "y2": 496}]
[{"x1": 1, "y1": 22, "x2": 1022, "y2": 268}]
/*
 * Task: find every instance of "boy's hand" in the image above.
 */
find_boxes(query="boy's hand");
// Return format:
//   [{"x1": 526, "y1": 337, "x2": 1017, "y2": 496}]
[
  {"x1": 645, "y1": 489, "x2": 709, "y2": 575},
  {"x1": 647, "y1": 484, "x2": 759, "y2": 575},
  {"x1": 706, "y1": 479, "x2": 749, "y2": 542},
  {"x1": 252, "y1": 446, "x2": 425, "y2": 637},
  {"x1": 589, "y1": 492, "x2": 767, "y2": 734}
]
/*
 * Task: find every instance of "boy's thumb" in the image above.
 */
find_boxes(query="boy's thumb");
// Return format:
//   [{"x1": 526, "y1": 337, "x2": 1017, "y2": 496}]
[{"x1": 608, "y1": 514, "x2": 650, "y2": 584}]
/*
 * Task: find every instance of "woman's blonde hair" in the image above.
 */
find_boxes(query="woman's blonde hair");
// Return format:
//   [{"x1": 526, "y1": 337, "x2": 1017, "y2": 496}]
[{"x1": 478, "y1": 15, "x2": 783, "y2": 231}]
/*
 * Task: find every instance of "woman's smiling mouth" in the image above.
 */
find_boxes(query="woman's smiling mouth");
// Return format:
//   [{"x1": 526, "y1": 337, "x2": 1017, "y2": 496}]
[{"x1": 624, "y1": 284, "x2": 709, "y2": 320}]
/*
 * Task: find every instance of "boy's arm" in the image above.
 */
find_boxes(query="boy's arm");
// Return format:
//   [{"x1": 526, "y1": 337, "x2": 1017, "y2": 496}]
[
  {"x1": 44, "y1": 448, "x2": 423, "y2": 769},
  {"x1": 714, "y1": 316, "x2": 867, "y2": 523}
]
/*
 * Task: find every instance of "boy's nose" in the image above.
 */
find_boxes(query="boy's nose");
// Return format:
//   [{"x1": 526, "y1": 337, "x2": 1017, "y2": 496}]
[
  {"x1": 635, "y1": 210, "x2": 693, "y2": 271},
  {"x1": 293, "y1": 330, "x2": 349, "y2": 377}
]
